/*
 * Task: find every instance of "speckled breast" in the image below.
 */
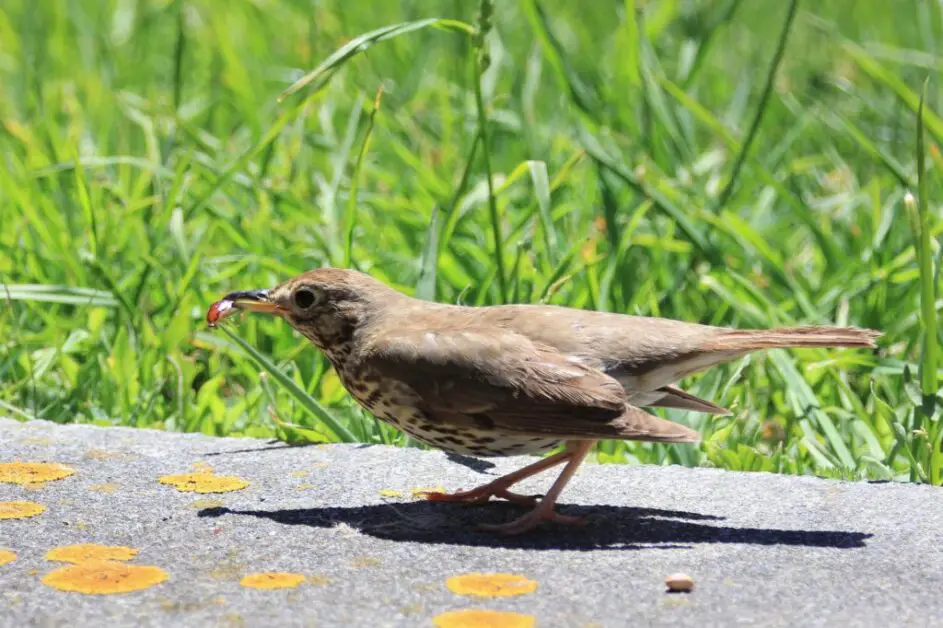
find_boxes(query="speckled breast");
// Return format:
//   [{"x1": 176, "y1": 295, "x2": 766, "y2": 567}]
[
  {"x1": 333, "y1": 361, "x2": 560, "y2": 458},
  {"x1": 394, "y1": 423, "x2": 562, "y2": 458}
]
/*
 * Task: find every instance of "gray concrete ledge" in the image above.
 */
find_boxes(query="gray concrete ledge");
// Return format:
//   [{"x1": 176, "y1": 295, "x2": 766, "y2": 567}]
[{"x1": 1, "y1": 418, "x2": 940, "y2": 627}]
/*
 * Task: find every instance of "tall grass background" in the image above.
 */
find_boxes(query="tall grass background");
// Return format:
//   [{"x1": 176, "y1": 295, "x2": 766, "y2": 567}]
[{"x1": 1, "y1": 0, "x2": 940, "y2": 483}]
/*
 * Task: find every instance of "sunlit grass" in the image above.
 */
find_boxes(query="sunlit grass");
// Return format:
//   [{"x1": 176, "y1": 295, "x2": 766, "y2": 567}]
[{"x1": 0, "y1": 0, "x2": 939, "y2": 483}]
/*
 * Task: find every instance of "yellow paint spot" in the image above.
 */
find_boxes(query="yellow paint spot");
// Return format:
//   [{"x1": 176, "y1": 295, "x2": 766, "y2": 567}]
[
  {"x1": 191, "y1": 461, "x2": 214, "y2": 473},
  {"x1": 379, "y1": 489, "x2": 403, "y2": 498},
  {"x1": 446, "y1": 573, "x2": 539, "y2": 598},
  {"x1": 189, "y1": 498, "x2": 225, "y2": 510},
  {"x1": 42, "y1": 561, "x2": 168, "y2": 594},
  {"x1": 88, "y1": 483, "x2": 119, "y2": 494},
  {"x1": 289, "y1": 470, "x2": 309, "y2": 478},
  {"x1": 295, "y1": 483, "x2": 315, "y2": 491},
  {"x1": 432, "y1": 609, "x2": 536, "y2": 628},
  {"x1": 159, "y1": 472, "x2": 249, "y2": 494},
  {"x1": 0, "y1": 501, "x2": 46, "y2": 519},
  {"x1": 0, "y1": 462, "x2": 75, "y2": 485},
  {"x1": 0, "y1": 550, "x2": 16, "y2": 566},
  {"x1": 350, "y1": 556, "x2": 381, "y2": 569},
  {"x1": 239, "y1": 572, "x2": 305, "y2": 589},
  {"x1": 46, "y1": 544, "x2": 139, "y2": 564},
  {"x1": 411, "y1": 486, "x2": 446, "y2": 497}
]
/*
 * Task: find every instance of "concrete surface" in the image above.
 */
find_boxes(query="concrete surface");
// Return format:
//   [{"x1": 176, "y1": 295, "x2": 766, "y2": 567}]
[{"x1": 1, "y1": 417, "x2": 940, "y2": 627}]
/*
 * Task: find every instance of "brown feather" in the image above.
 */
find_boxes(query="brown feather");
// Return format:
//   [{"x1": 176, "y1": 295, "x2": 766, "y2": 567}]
[
  {"x1": 362, "y1": 326, "x2": 698, "y2": 442},
  {"x1": 650, "y1": 385, "x2": 730, "y2": 415},
  {"x1": 700, "y1": 326, "x2": 880, "y2": 352}
]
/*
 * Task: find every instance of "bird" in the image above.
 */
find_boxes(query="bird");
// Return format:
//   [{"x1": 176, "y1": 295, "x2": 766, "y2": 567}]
[{"x1": 208, "y1": 267, "x2": 880, "y2": 535}]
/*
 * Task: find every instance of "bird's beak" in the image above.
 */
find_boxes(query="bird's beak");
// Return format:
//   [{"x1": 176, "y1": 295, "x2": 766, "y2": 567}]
[
  {"x1": 207, "y1": 288, "x2": 284, "y2": 327},
  {"x1": 222, "y1": 289, "x2": 283, "y2": 316}
]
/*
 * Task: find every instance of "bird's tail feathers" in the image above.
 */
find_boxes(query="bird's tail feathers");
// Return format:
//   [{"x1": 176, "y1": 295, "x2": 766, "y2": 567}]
[{"x1": 700, "y1": 326, "x2": 880, "y2": 353}]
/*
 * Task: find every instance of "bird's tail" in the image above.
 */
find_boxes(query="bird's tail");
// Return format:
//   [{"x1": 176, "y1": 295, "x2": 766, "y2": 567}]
[{"x1": 700, "y1": 326, "x2": 880, "y2": 353}]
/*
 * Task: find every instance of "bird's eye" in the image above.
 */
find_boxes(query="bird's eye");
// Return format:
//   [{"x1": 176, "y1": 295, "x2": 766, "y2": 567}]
[{"x1": 293, "y1": 288, "x2": 317, "y2": 309}]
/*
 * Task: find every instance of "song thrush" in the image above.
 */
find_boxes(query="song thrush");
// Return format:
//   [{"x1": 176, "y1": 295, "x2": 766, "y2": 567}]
[{"x1": 209, "y1": 268, "x2": 879, "y2": 535}]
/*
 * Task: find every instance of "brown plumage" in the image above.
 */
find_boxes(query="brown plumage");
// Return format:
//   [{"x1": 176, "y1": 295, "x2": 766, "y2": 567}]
[{"x1": 211, "y1": 267, "x2": 880, "y2": 534}]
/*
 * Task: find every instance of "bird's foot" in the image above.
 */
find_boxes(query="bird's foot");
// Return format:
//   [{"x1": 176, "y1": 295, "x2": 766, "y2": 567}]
[
  {"x1": 420, "y1": 486, "x2": 541, "y2": 507},
  {"x1": 476, "y1": 506, "x2": 588, "y2": 536}
]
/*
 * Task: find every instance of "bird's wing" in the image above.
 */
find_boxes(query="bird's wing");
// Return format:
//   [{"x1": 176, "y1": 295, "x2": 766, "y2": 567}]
[{"x1": 360, "y1": 326, "x2": 698, "y2": 443}]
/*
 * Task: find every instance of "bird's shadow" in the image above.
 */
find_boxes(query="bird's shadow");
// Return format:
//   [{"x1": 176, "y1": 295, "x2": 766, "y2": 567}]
[
  {"x1": 199, "y1": 442, "x2": 319, "y2": 457},
  {"x1": 198, "y1": 501, "x2": 871, "y2": 551},
  {"x1": 445, "y1": 452, "x2": 497, "y2": 474}
]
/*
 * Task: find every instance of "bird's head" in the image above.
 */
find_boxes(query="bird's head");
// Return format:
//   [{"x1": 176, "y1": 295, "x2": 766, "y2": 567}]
[{"x1": 213, "y1": 268, "x2": 401, "y2": 351}]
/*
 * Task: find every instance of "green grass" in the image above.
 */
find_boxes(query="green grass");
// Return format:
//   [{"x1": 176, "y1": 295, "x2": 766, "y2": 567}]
[{"x1": 1, "y1": 0, "x2": 940, "y2": 483}]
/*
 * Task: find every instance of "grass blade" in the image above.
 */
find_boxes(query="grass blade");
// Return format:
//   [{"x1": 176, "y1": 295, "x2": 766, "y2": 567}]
[
  {"x1": 474, "y1": 0, "x2": 507, "y2": 301},
  {"x1": 217, "y1": 324, "x2": 357, "y2": 443},
  {"x1": 278, "y1": 19, "x2": 474, "y2": 102},
  {"x1": 841, "y1": 40, "x2": 943, "y2": 146},
  {"x1": 913, "y1": 83, "x2": 938, "y2": 397},
  {"x1": 172, "y1": 0, "x2": 186, "y2": 111},
  {"x1": 343, "y1": 86, "x2": 384, "y2": 268},
  {"x1": 416, "y1": 207, "x2": 442, "y2": 301},
  {"x1": 905, "y1": 84, "x2": 941, "y2": 484},
  {"x1": 522, "y1": 0, "x2": 600, "y2": 117},
  {"x1": 526, "y1": 160, "x2": 558, "y2": 263},
  {"x1": 579, "y1": 128, "x2": 714, "y2": 259},
  {"x1": 1, "y1": 284, "x2": 119, "y2": 307},
  {"x1": 716, "y1": 0, "x2": 799, "y2": 208},
  {"x1": 770, "y1": 351, "x2": 856, "y2": 470}
]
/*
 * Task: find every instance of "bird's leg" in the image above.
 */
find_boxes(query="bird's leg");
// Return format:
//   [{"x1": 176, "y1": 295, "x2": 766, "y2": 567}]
[
  {"x1": 419, "y1": 448, "x2": 573, "y2": 506},
  {"x1": 477, "y1": 440, "x2": 596, "y2": 535}
]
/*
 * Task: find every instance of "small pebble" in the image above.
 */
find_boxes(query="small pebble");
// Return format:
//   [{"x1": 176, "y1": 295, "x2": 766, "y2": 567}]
[{"x1": 665, "y1": 573, "x2": 694, "y2": 593}]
